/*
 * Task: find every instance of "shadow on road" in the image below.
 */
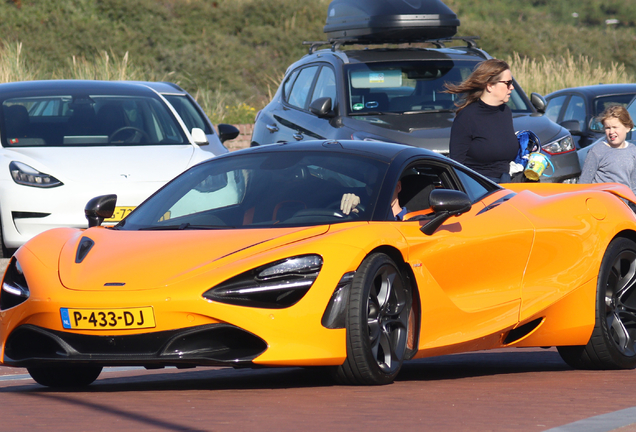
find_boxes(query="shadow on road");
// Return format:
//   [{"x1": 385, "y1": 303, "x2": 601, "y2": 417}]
[
  {"x1": 1, "y1": 348, "x2": 570, "y2": 393},
  {"x1": 398, "y1": 347, "x2": 570, "y2": 382}
]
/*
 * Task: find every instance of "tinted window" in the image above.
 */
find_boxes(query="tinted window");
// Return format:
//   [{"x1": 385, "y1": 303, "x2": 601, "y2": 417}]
[
  {"x1": 545, "y1": 95, "x2": 567, "y2": 122},
  {"x1": 593, "y1": 94, "x2": 636, "y2": 116},
  {"x1": 282, "y1": 69, "x2": 299, "y2": 103},
  {"x1": 398, "y1": 163, "x2": 454, "y2": 213},
  {"x1": 311, "y1": 66, "x2": 337, "y2": 105},
  {"x1": 454, "y1": 168, "x2": 492, "y2": 202},
  {"x1": 563, "y1": 95, "x2": 586, "y2": 126},
  {"x1": 288, "y1": 66, "x2": 319, "y2": 109}
]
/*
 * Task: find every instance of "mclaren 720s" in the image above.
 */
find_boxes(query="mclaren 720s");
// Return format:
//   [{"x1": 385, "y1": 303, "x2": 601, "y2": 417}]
[{"x1": 2, "y1": 140, "x2": 636, "y2": 387}]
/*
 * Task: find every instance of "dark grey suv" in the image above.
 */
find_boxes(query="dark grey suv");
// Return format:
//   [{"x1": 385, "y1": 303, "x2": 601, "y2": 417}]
[{"x1": 251, "y1": 1, "x2": 580, "y2": 182}]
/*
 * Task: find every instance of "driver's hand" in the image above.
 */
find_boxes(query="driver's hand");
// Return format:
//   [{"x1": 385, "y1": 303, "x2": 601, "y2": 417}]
[{"x1": 340, "y1": 193, "x2": 360, "y2": 215}]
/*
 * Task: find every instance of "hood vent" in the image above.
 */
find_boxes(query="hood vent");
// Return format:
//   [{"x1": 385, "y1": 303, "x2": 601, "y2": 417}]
[{"x1": 75, "y1": 237, "x2": 95, "y2": 263}]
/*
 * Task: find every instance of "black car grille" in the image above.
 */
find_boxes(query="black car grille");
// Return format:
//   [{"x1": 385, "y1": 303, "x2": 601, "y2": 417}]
[{"x1": 3, "y1": 324, "x2": 267, "y2": 368}]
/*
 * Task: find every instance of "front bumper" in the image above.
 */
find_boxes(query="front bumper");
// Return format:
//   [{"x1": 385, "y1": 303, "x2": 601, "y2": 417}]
[{"x1": 4, "y1": 323, "x2": 267, "y2": 368}]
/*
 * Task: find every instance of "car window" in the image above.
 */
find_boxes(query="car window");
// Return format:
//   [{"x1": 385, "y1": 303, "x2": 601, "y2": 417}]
[
  {"x1": 344, "y1": 60, "x2": 531, "y2": 115},
  {"x1": 545, "y1": 95, "x2": 567, "y2": 122},
  {"x1": 287, "y1": 66, "x2": 319, "y2": 109},
  {"x1": 1, "y1": 94, "x2": 188, "y2": 147},
  {"x1": 453, "y1": 168, "x2": 493, "y2": 202},
  {"x1": 282, "y1": 69, "x2": 299, "y2": 102},
  {"x1": 593, "y1": 94, "x2": 636, "y2": 116},
  {"x1": 162, "y1": 94, "x2": 212, "y2": 134},
  {"x1": 310, "y1": 66, "x2": 337, "y2": 105},
  {"x1": 563, "y1": 95, "x2": 586, "y2": 126},
  {"x1": 398, "y1": 163, "x2": 454, "y2": 213}
]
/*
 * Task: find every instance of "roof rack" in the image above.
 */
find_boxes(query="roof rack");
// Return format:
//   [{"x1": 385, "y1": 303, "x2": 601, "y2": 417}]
[{"x1": 302, "y1": 36, "x2": 480, "y2": 54}]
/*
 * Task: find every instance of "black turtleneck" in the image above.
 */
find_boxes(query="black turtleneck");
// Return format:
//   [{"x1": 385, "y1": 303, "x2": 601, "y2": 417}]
[{"x1": 449, "y1": 99, "x2": 519, "y2": 178}]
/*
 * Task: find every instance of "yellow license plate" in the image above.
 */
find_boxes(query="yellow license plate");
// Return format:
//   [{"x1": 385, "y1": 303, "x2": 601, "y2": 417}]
[
  {"x1": 104, "y1": 206, "x2": 136, "y2": 222},
  {"x1": 61, "y1": 307, "x2": 156, "y2": 330}
]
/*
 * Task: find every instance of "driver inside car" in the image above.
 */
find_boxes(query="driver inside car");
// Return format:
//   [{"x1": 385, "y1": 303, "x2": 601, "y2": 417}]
[{"x1": 340, "y1": 180, "x2": 408, "y2": 220}]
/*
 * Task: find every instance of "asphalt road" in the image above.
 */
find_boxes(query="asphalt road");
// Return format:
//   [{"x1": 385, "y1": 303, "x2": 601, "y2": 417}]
[{"x1": 1, "y1": 348, "x2": 636, "y2": 431}]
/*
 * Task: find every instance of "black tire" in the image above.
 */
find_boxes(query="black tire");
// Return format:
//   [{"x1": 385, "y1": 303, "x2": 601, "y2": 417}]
[
  {"x1": 27, "y1": 365, "x2": 103, "y2": 388},
  {"x1": 558, "y1": 237, "x2": 636, "y2": 369},
  {"x1": 334, "y1": 253, "x2": 411, "y2": 385}
]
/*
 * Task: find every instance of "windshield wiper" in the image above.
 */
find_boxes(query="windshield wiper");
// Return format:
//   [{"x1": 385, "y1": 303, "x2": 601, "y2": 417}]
[
  {"x1": 402, "y1": 109, "x2": 455, "y2": 114},
  {"x1": 349, "y1": 111, "x2": 387, "y2": 116}
]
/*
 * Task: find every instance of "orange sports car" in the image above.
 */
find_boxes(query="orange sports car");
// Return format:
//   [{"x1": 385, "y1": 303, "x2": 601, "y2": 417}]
[{"x1": 2, "y1": 140, "x2": 636, "y2": 387}]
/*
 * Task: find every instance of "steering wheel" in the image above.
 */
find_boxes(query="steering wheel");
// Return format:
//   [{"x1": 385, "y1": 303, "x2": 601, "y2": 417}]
[
  {"x1": 109, "y1": 127, "x2": 151, "y2": 143},
  {"x1": 326, "y1": 199, "x2": 364, "y2": 218}
]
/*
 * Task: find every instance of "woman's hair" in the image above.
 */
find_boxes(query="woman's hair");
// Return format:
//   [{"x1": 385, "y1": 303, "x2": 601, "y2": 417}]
[
  {"x1": 598, "y1": 105, "x2": 634, "y2": 130},
  {"x1": 444, "y1": 58, "x2": 511, "y2": 112}
]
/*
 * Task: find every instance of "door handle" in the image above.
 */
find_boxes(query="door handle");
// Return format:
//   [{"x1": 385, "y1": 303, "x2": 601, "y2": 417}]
[
  {"x1": 266, "y1": 124, "x2": 279, "y2": 133},
  {"x1": 293, "y1": 133, "x2": 303, "y2": 141}
]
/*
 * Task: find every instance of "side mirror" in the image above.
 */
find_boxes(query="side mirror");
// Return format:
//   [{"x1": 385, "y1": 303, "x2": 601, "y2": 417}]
[
  {"x1": 421, "y1": 189, "x2": 472, "y2": 236},
  {"x1": 309, "y1": 97, "x2": 336, "y2": 118},
  {"x1": 560, "y1": 119, "x2": 582, "y2": 135},
  {"x1": 530, "y1": 92, "x2": 546, "y2": 113},
  {"x1": 589, "y1": 118, "x2": 603, "y2": 132},
  {"x1": 191, "y1": 127, "x2": 209, "y2": 145},
  {"x1": 217, "y1": 124, "x2": 240, "y2": 143},
  {"x1": 85, "y1": 194, "x2": 117, "y2": 228}
]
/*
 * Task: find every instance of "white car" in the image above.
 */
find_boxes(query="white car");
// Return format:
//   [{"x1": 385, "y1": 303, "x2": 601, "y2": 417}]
[{"x1": 0, "y1": 80, "x2": 216, "y2": 256}]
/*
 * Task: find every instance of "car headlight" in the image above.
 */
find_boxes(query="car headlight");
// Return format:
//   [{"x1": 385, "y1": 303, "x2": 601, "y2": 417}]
[
  {"x1": 203, "y1": 254, "x2": 323, "y2": 309},
  {"x1": 541, "y1": 134, "x2": 575, "y2": 155},
  {"x1": 1, "y1": 258, "x2": 30, "y2": 310},
  {"x1": 9, "y1": 161, "x2": 63, "y2": 188}
]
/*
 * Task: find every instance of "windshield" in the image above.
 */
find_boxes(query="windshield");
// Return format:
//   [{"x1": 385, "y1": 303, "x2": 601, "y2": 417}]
[
  {"x1": 116, "y1": 151, "x2": 388, "y2": 230},
  {"x1": 1, "y1": 94, "x2": 188, "y2": 147},
  {"x1": 345, "y1": 60, "x2": 531, "y2": 115}
]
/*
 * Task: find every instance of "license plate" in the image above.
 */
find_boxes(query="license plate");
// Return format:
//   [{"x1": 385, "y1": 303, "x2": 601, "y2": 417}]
[
  {"x1": 61, "y1": 307, "x2": 156, "y2": 330},
  {"x1": 104, "y1": 206, "x2": 136, "y2": 222}
]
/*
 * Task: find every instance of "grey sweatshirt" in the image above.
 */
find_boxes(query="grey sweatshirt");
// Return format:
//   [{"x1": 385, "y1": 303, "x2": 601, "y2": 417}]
[{"x1": 579, "y1": 141, "x2": 636, "y2": 194}]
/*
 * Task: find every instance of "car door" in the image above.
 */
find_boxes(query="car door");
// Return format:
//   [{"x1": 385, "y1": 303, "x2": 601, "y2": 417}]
[
  {"x1": 265, "y1": 64, "x2": 339, "y2": 144},
  {"x1": 392, "y1": 162, "x2": 535, "y2": 346}
]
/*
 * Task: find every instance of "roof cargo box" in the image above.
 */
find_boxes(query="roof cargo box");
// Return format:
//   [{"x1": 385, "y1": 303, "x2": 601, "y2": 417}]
[{"x1": 324, "y1": 0, "x2": 460, "y2": 43}]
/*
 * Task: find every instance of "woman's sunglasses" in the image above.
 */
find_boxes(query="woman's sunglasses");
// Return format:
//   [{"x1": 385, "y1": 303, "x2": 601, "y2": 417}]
[{"x1": 498, "y1": 80, "x2": 514, "y2": 88}]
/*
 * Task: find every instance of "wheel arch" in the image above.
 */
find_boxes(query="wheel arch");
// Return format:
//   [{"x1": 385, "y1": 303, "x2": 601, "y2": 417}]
[
  {"x1": 364, "y1": 245, "x2": 421, "y2": 360},
  {"x1": 612, "y1": 229, "x2": 636, "y2": 246}
]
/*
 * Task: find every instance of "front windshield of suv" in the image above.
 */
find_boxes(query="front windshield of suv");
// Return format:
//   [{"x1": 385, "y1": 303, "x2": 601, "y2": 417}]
[
  {"x1": 344, "y1": 60, "x2": 530, "y2": 116},
  {"x1": 1, "y1": 94, "x2": 188, "y2": 147},
  {"x1": 116, "y1": 151, "x2": 388, "y2": 230}
]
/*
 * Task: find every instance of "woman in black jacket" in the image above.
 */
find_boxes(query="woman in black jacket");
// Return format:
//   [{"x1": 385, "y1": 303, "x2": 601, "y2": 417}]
[{"x1": 445, "y1": 59, "x2": 518, "y2": 183}]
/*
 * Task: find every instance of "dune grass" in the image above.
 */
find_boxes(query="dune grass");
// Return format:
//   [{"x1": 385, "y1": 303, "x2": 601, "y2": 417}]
[{"x1": 1, "y1": 40, "x2": 634, "y2": 124}]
